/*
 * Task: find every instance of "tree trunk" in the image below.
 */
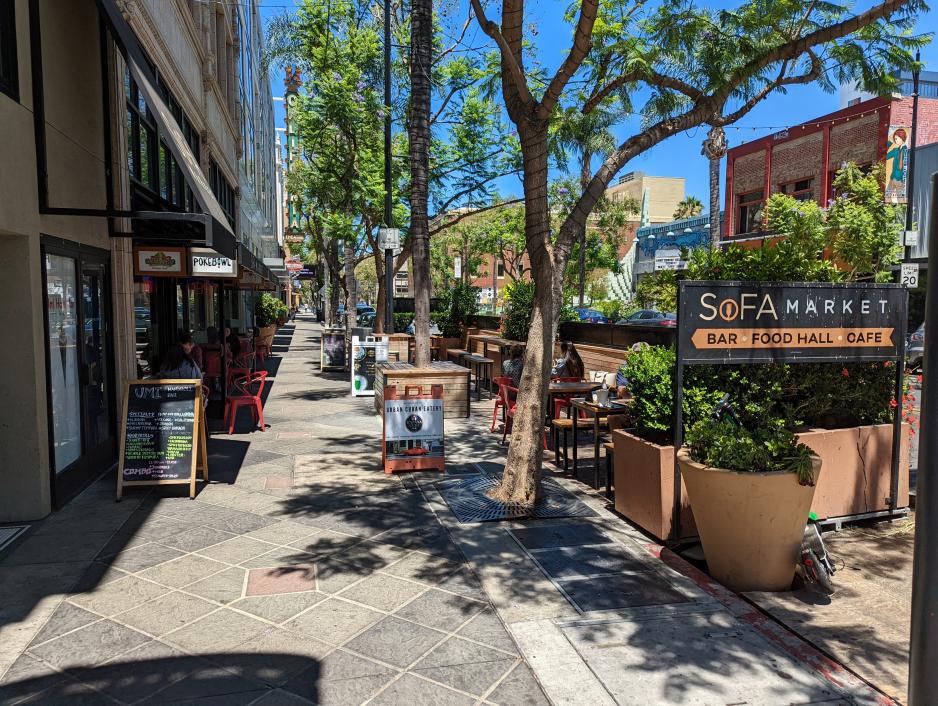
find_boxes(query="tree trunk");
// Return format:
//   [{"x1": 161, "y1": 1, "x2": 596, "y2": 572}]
[
  {"x1": 344, "y1": 240, "x2": 356, "y2": 340},
  {"x1": 490, "y1": 124, "x2": 556, "y2": 507},
  {"x1": 409, "y1": 0, "x2": 433, "y2": 367},
  {"x1": 374, "y1": 249, "x2": 386, "y2": 334},
  {"x1": 709, "y1": 156, "x2": 721, "y2": 248},
  {"x1": 577, "y1": 155, "x2": 591, "y2": 306}
]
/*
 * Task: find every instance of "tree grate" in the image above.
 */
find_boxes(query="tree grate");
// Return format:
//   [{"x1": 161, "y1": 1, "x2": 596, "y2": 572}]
[{"x1": 436, "y1": 473, "x2": 597, "y2": 523}]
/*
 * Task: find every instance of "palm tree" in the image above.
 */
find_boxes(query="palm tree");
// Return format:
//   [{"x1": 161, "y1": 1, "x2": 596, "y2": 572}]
[
  {"x1": 701, "y1": 126, "x2": 727, "y2": 248},
  {"x1": 673, "y1": 196, "x2": 704, "y2": 220},
  {"x1": 409, "y1": 0, "x2": 433, "y2": 366},
  {"x1": 553, "y1": 105, "x2": 617, "y2": 306}
]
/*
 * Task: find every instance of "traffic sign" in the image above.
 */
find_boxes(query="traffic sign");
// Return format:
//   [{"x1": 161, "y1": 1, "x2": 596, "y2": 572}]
[{"x1": 901, "y1": 263, "x2": 919, "y2": 288}]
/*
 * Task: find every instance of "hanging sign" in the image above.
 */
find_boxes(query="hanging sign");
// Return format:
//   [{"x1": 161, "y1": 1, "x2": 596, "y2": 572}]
[
  {"x1": 190, "y1": 247, "x2": 238, "y2": 278},
  {"x1": 654, "y1": 248, "x2": 686, "y2": 271},
  {"x1": 321, "y1": 328, "x2": 346, "y2": 370},
  {"x1": 351, "y1": 336, "x2": 389, "y2": 396},
  {"x1": 383, "y1": 384, "x2": 445, "y2": 473},
  {"x1": 133, "y1": 247, "x2": 186, "y2": 277},
  {"x1": 677, "y1": 281, "x2": 907, "y2": 365},
  {"x1": 116, "y1": 380, "x2": 207, "y2": 499},
  {"x1": 285, "y1": 259, "x2": 303, "y2": 273},
  {"x1": 454, "y1": 256, "x2": 462, "y2": 279}
]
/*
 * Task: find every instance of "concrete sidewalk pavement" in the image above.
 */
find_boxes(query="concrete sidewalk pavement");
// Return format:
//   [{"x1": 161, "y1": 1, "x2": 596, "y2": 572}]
[{"x1": 0, "y1": 317, "x2": 896, "y2": 705}]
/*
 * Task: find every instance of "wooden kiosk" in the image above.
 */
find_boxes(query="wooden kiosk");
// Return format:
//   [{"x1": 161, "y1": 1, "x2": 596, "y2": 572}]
[{"x1": 375, "y1": 362, "x2": 471, "y2": 419}]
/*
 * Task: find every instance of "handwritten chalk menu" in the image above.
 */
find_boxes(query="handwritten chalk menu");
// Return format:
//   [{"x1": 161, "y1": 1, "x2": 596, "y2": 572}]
[{"x1": 117, "y1": 380, "x2": 207, "y2": 499}]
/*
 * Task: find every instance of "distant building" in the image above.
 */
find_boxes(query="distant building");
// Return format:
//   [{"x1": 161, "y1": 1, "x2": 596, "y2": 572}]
[
  {"x1": 723, "y1": 95, "x2": 938, "y2": 240},
  {"x1": 632, "y1": 213, "x2": 723, "y2": 290},
  {"x1": 840, "y1": 70, "x2": 938, "y2": 108},
  {"x1": 604, "y1": 171, "x2": 686, "y2": 224}
]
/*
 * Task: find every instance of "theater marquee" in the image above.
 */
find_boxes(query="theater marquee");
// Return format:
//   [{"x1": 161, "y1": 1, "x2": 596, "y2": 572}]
[{"x1": 677, "y1": 281, "x2": 907, "y2": 364}]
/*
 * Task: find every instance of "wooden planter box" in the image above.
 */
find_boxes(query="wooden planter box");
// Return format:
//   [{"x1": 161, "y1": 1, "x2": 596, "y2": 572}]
[
  {"x1": 375, "y1": 362, "x2": 470, "y2": 419},
  {"x1": 612, "y1": 423, "x2": 910, "y2": 542},
  {"x1": 612, "y1": 430, "x2": 696, "y2": 541},
  {"x1": 797, "y1": 424, "x2": 910, "y2": 520}
]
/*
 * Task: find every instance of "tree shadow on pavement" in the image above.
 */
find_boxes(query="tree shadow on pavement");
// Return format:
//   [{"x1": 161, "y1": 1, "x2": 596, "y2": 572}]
[{"x1": 0, "y1": 652, "x2": 321, "y2": 705}]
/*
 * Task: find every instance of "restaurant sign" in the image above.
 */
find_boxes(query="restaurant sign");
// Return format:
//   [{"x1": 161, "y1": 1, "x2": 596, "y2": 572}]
[
  {"x1": 190, "y1": 247, "x2": 237, "y2": 278},
  {"x1": 677, "y1": 281, "x2": 907, "y2": 365}
]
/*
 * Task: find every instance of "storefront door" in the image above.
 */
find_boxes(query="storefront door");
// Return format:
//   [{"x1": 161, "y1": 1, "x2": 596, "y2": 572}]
[{"x1": 42, "y1": 241, "x2": 117, "y2": 506}]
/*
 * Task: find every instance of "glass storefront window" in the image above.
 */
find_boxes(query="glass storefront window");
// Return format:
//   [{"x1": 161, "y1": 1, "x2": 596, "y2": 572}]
[
  {"x1": 45, "y1": 254, "x2": 82, "y2": 472},
  {"x1": 133, "y1": 278, "x2": 156, "y2": 377}
]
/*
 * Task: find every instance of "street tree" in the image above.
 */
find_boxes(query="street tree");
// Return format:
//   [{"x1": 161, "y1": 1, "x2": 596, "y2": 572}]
[
  {"x1": 470, "y1": 0, "x2": 927, "y2": 506},
  {"x1": 701, "y1": 127, "x2": 727, "y2": 246},
  {"x1": 673, "y1": 196, "x2": 704, "y2": 220}
]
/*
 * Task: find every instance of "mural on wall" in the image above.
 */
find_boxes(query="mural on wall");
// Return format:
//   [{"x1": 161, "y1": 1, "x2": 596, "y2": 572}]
[
  {"x1": 637, "y1": 229, "x2": 710, "y2": 260},
  {"x1": 884, "y1": 125, "x2": 910, "y2": 204}
]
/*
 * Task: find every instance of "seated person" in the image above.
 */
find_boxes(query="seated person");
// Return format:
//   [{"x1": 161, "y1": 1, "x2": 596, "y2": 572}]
[
  {"x1": 551, "y1": 341, "x2": 584, "y2": 379},
  {"x1": 502, "y1": 344, "x2": 524, "y2": 386},
  {"x1": 158, "y1": 337, "x2": 202, "y2": 379}
]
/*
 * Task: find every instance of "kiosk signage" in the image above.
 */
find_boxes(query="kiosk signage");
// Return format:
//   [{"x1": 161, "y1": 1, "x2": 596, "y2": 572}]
[
  {"x1": 383, "y1": 384, "x2": 445, "y2": 473},
  {"x1": 321, "y1": 328, "x2": 346, "y2": 370},
  {"x1": 351, "y1": 336, "x2": 389, "y2": 396}
]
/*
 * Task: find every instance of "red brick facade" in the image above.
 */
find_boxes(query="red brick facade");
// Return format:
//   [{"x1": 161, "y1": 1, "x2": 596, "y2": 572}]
[{"x1": 724, "y1": 95, "x2": 938, "y2": 237}]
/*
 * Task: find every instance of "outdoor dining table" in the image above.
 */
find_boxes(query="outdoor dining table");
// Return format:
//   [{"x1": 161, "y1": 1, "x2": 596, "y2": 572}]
[
  {"x1": 547, "y1": 381, "x2": 600, "y2": 415},
  {"x1": 568, "y1": 396, "x2": 630, "y2": 489}
]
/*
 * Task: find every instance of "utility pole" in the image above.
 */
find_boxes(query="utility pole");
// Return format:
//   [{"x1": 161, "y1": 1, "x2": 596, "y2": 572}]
[
  {"x1": 908, "y1": 172, "x2": 938, "y2": 705},
  {"x1": 382, "y1": 0, "x2": 395, "y2": 334},
  {"x1": 904, "y1": 51, "x2": 921, "y2": 261}
]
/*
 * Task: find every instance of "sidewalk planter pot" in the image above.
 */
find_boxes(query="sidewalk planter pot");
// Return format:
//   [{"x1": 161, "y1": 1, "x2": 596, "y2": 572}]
[
  {"x1": 612, "y1": 430, "x2": 696, "y2": 541},
  {"x1": 796, "y1": 424, "x2": 910, "y2": 520},
  {"x1": 677, "y1": 449, "x2": 821, "y2": 592}
]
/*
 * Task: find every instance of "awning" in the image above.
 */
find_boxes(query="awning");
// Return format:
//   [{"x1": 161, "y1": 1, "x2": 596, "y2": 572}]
[{"x1": 95, "y1": 0, "x2": 239, "y2": 261}]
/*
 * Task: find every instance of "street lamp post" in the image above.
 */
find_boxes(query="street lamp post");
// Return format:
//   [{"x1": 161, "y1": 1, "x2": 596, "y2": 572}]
[
  {"x1": 905, "y1": 51, "x2": 921, "y2": 262},
  {"x1": 908, "y1": 173, "x2": 938, "y2": 705},
  {"x1": 383, "y1": 0, "x2": 394, "y2": 333}
]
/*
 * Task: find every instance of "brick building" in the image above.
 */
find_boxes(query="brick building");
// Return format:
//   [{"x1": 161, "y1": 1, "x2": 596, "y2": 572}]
[{"x1": 724, "y1": 95, "x2": 938, "y2": 238}]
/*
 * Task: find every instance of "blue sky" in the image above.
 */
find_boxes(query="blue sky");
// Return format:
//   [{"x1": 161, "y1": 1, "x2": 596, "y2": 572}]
[{"x1": 261, "y1": 0, "x2": 936, "y2": 208}]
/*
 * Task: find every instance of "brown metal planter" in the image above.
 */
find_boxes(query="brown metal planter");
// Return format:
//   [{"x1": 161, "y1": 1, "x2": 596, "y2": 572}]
[
  {"x1": 612, "y1": 430, "x2": 696, "y2": 541},
  {"x1": 677, "y1": 449, "x2": 821, "y2": 592}
]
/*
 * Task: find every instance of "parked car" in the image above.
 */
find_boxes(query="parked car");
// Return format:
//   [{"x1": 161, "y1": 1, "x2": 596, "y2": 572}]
[
  {"x1": 618, "y1": 309, "x2": 676, "y2": 326},
  {"x1": 574, "y1": 307, "x2": 609, "y2": 324},
  {"x1": 358, "y1": 312, "x2": 376, "y2": 327},
  {"x1": 908, "y1": 323, "x2": 925, "y2": 368}
]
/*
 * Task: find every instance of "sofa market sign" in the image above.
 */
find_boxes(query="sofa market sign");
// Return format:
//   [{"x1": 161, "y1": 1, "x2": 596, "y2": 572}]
[{"x1": 677, "y1": 281, "x2": 907, "y2": 364}]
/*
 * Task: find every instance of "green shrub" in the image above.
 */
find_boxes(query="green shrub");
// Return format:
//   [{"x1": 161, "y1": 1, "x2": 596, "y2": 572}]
[
  {"x1": 501, "y1": 280, "x2": 535, "y2": 341},
  {"x1": 685, "y1": 419, "x2": 816, "y2": 485},
  {"x1": 393, "y1": 312, "x2": 415, "y2": 330},
  {"x1": 255, "y1": 293, "x2": 287, "y2": 327},
  {"x1": 436, "y1": 282, "x2": 479, "y2": 338}
]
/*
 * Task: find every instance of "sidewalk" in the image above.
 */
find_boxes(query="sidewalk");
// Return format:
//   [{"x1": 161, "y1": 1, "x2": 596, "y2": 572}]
[{"x1": 0, "y1": 317, "x2": 897, "y2": 705}]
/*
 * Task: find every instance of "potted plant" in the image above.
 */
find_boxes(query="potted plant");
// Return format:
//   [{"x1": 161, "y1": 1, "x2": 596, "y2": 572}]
[
  {"x1": 255, "y1": 293, "x2": 284, "y2": 345},
  {"x1": 679, "y1": 418, "x2": 820, "y2": 592}
]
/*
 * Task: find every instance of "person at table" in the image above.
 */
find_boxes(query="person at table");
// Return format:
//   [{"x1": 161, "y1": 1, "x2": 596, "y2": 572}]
[
  {"x1": 158, "y1": 337, "x2": 202, "y2": 379},
  {"x1": 502, "y1": 344, "x2": 524, "y2": 386},
  {"x1": 551, "y1": 341, "x2": 584, "y2": 379}
]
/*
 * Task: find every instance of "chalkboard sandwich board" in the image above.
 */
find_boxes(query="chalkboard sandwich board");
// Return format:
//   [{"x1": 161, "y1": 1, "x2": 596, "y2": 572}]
[{"x1": 117, "y1": 380, "x2": 208, "y2": 499}]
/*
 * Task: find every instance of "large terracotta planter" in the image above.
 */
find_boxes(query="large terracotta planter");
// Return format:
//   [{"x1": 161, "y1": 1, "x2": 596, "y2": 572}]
[
  {"x1": 677, "y1": 449, "x2": 821, "y2": 592},
  {"x1": 612, "y1": 430, "x2": 696, "y2": 541},
  {"x1": 797, "y1": 424, "x2": 910, "y2": 520}
]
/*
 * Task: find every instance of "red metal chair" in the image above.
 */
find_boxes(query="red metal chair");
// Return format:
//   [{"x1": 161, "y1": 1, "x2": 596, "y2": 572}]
[
  {"x1": 224, "y1": 371, "x2": 268, "y2": 434},
  {"x1": 551, "y1": 375, "x2": 584, "y2": 419},
  {"x1": 226, "y1": 352, "x2": 256, "y2": 388},
  {"x1": 491, "y1": 376, "x2": 514, "y2": 432},
  {"x1": 202, "y1": 350, "x2": 222, "y2": 392},
  {"x1": 498, "y1": 381, "x2": 548, "y2": 449}
]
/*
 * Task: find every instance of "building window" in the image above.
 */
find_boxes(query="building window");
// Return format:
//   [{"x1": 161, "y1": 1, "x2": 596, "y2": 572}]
[
  {"x1": 735, "y1": 189, "x2": 764, "y2": 235},
  {"x1": 779, "y1": 178, "x2": 814, "y2": 202},
  {"x1": 209, "y1": 157, "x2": 236, "y2": 227},
  {"x1": 0, "y1": 0, "x2": 17, "y2": 100},
  {"x1": 496, "y1": 261, "x2": 505, "y2": 278}
]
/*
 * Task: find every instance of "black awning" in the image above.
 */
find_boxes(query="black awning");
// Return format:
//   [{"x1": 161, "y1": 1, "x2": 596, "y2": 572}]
[
  {"x1": 131, "y1": 211, "x2": 238, "y2": 261},
  {"x1": 96, "y1": 0, "x2": 238, "y2": 260}
]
